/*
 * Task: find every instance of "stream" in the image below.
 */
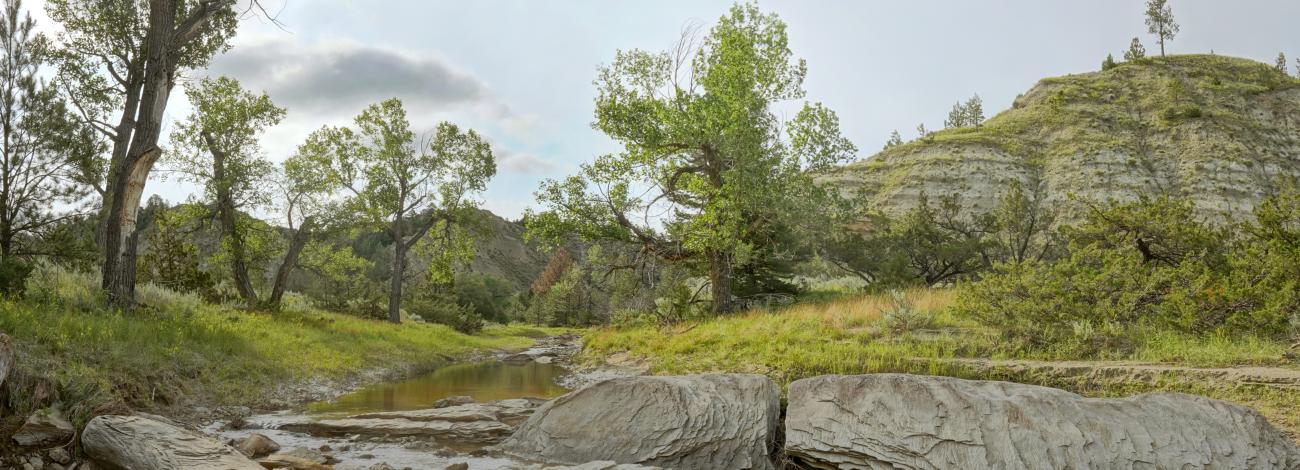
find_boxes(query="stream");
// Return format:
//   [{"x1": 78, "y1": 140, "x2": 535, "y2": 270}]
[{"x1": 205, "y1": 340, "x2": 586, "y2": 469}]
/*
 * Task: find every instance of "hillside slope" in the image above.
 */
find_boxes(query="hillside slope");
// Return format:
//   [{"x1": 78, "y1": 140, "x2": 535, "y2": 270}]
[{"x1": 823, "y1": 55, "x2": 1300, "y2": 221}]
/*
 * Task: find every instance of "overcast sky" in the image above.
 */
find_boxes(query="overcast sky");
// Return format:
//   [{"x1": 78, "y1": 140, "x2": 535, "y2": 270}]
[{"x1": 31, "y1": 1, "x2": 1300, "y2": 219}]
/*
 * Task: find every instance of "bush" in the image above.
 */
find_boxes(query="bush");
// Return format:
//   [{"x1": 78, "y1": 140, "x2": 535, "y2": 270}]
[
  {"x1": 954, "y1": 195, "x2": 1300, "y2": 356},
  {"x1": 0, "y1": 257, "x2": 33, "y2": 298},
  {"x1": 405, "y1": 296, "x2": 484, "y2": 334},
  {"x1": 878, "y1": 289, "x2": 936, "y2": 335}
]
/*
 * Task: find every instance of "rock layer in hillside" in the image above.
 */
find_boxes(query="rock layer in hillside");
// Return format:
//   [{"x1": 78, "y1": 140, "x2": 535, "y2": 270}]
[
  {"x1": 824, "y1": 55, "x2": 1300, "y2": 222},
  {"x1": 497, "y1": 374, "x2": 782, "y2": 470},
  {"x1": 784, "y1": 374, "x2": 1300, "y2": 469}
]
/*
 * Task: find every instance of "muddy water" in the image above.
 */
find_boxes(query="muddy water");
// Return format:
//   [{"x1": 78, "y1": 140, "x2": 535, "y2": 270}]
[{"x1": 309, "y1": 360, "x2": 570, "y2": 416}]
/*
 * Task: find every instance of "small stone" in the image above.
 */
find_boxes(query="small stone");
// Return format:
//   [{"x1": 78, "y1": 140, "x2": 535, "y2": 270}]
[
  {"x1": 431, "y1": 396, "x2": 474, "y2": 408},
  {"x1": 366, "y1": 464, "x2": 394, "y2": 470},
  {"x1": 534, "y1": 356, "x2": 554, "y2": 364},
  {"x1": 444, "y1": 464, "x2": 469, "y2": 470},
  {"x1": 317, "y1": 445, "x2": 331, "y2": 452},
  {"x1": 45, "y1": 449, "x2": 70, "y2": 466},
  {"x1": 232, "y1": 433, "x2": 280, "y2": 459}
]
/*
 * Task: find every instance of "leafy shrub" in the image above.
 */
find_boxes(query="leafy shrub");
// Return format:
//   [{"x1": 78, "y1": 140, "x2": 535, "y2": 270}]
[
  {"x1": 405, "y1": 296, "x2": 484, "y2": 334},
  {"x1": 0, "y1": 257, "x2": 33, "y2": 297},
  {"x1": 955, "y1": 195, "x2": 1300, "y2": 355}
]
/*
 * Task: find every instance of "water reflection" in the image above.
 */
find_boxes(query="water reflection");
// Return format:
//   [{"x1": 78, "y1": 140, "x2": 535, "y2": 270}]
[{"x1": 309, "y1": 360, "x2": 570, "y2": 415}]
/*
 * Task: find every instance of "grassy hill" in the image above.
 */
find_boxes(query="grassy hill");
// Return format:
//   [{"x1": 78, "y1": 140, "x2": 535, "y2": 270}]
[{"x1": 822, "y1": 55, "x2": 1300, "y2": 221}]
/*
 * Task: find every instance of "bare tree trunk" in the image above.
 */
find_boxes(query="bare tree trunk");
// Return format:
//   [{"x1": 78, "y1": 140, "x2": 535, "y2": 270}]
[
  {"x1": 207, "y1": 133, "x2": 257, "y2": 304},
  {"x1": 387, "y1": 215, "x2": 405, "y2": 324},
  {"x1": 708, "y1": 250, "x2": 733, "y2": 315},
  {"x1": 266, "y1": 217, "x2": 314, "y2": 309},
  {"x1": 102, "y1": 0, "x2": 232, "y2": 308}
]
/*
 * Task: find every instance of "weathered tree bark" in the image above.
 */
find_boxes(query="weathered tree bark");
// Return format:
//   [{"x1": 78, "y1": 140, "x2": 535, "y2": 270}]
[
  {"x1": 266, "y1": 217, "x2": 315, "y2": 309},
  {"x1": 101, "y1": 0, "x2": 234, "y2": 309},
  {"x1": 387, "y1": 213, "x2": 405, "y2": 324},
  {"x1": 708, "y1": 250, "x2": 733, "y2": 314},
  {"x1": 204, "y1": 132, "x2": 257, "y2": 304}
]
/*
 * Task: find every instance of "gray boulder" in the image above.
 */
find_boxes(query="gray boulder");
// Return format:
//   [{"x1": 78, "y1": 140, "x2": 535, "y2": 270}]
[
  {"x1": 12, "y1": 406, "x2": 74, "y2": 447},
  {"x1": 498, "y1": 374, "x2": 780, "y2": 469},
  {"x1": 785, "y1": 374, "x2": 1300, "y2": 469},
  {"x1": 0, "y1": 333, "x2": 12, "y2": 389},
  {"x1": 81, "y1": 415, "x2": 262, "y2": 470}
]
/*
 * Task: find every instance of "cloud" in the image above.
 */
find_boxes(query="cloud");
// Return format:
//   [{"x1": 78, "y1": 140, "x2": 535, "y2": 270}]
[
  {"x1": 206, "y1": 38, "x2": 498, "y2": 117},
  {"x1": 496, "y1": 149, "x2": 558, "y2": 174}
]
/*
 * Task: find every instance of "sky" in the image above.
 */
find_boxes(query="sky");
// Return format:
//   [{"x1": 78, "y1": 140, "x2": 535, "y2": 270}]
[{"x1": 28, "y1": 0, "x2": 1300, "y2": 219}]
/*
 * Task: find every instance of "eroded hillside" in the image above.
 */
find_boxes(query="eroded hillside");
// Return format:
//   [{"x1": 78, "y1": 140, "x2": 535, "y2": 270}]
[{"x1": 823, "y1": 55, "x2": 1300, "y2": 221}]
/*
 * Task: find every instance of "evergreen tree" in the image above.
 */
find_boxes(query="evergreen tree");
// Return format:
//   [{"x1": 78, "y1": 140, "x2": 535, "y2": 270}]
[
  {"x1": 1144, "y1": 0, "x2": 1178, "y2": 57},
  {"x1": 916, "y1": 123, "x2": 929, "y2": 140},
  {"x1": 1102, "y1": 53, "x2": 1117, "y2": 71},
  {"x1": 1276, "y1": 52, "x2": 1288, "y2": 73},
  {"x1": 944, "y1": 101, "x2": 966, "y2": 129},
  {"x1": 883, "y1": 130, "x2": 904, "y2": 149},
  {"x1": 965, "y1": 94, "x2": 984, "y2": 127},
  {"x1": 1124, "y1": 37, "x2": 1146, "y2": 61}
]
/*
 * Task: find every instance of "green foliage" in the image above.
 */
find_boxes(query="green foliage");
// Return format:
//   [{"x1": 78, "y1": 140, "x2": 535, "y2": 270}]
[
  {"x1": 955, "y1": 194, "x2": 1300, "y2": 356},
  {"x1": 1124, "y1": 37, "x2": 1146, "y2": 61},
  {"x1": 878, "y1": 289, "x2": 935, "y2": 335},
  {"x1": 883, "y1": 130, "x2": 904, "y2": 150},
  {"x1": 524, "y1": 267, "x2": 594, "y2": 326},
  {"x1": 1275, "y1": 52, "x2": 1288, "y2": 74},
  {"x1": 944, "y1": 94, "x2": 984, "y2": 128},
  {"x1": 0, "y1": 256, "x2": 32, "y2": 297},
  {"x1": 452, "y1": 272, "x2": 514, "y2": 324},
  {"x1": 528, "y1": 3, "x2": 854, "y2": 314},
  {"x1": 136, "y1": 204, "x2": 216, "y2": 300},
  {"x1": 405, "y1": 295, "x2": 484, "y2": 334},
  {"x1": 1102, "y1": 53, "x2": 1118, "y2": 71},
  {"x1": 4, "y1": 263, "x2": 552, "y2": 428},
  {"x1": 1144, "y1": 0, "x2": 1178, "y2": 56}
]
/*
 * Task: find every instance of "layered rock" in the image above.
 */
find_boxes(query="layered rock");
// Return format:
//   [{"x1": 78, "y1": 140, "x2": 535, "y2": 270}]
[
  {"x1": 498, "y1": 374, "x2": 781, "y2": 470},
  {"x1": 824, "y1": 55, "x2": 1300, "y2": 223},
  {"x1": 82, "y1": 415, "x2": 263, "y2": 470},
  {"x1": 274, "y1": 398, "x2": 545, "y2": 444},
  {"x1": 784, "y1": 374, "x2": 1300, "y2": 469}
]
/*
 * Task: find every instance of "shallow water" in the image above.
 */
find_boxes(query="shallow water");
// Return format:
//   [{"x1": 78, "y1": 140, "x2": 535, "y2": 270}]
[
  {"x1": 308, "y1": 359, "x2": 571, "y2": 415},
  {"x1": 211, "y1": 359, "x2": 573, "y2": 469}
]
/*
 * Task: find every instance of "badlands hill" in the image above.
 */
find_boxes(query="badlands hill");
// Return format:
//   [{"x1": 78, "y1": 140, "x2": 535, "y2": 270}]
[{"x1": 822, "y1": 54, "x2": 1300, "y2": 221}]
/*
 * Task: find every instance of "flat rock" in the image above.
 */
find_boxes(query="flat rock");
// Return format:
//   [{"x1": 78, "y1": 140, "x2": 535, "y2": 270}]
[
  {"x1": 498, "y1": 374, "x2": 780, "y2": 469},
  {"x1": 81, "y1": 415, "x2": 262, "y2": 470},
  {"x1": 12, "y1": 406, "x2": 74, "y2": 447},
  {"x1": 278, "y1": 416, "x2": 514, "y2": 443},
  {"x1": 785, "y1": 374, "x2": 1300, "y2": 469},
  {"x1": 432, "y1": 396, "x2": 474, "y2": 408}
]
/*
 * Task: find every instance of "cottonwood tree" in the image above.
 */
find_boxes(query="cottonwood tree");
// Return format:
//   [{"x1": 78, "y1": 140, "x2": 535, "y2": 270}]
[
  {"x1": 263, "y1": 140, "x2": 340, "y2": 309},
  {"x1": 1144, "y1": 0, "x2": 1178, "y2": 57},
  {"x1": 168, "y1": 76, "x2": 284, "y2": 305},
  {"x1": 528, "y1": 4, "x2": 855, "y2": 314},
  {"x1": 303, "y1": 98, "x2": 495, "y2": 323},
  {"x1": 47, "y1": 0, "x2": 264, "y2": 308},
  {"x1": 1124, "y1": 37, "x2": 1146, "y2": 61},
  {"x1": 0, "y1": 0, "x2": 99, "y2": 261}
]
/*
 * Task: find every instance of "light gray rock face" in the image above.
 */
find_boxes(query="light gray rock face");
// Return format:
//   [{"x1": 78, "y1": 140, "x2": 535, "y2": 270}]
[
  {"x1": 785, "y1": 374, "x2": 1300, "y2": 470},
  {"x1": 498, "y1": 374, "x2": 781, "y2": 470},
  {"x1": 81, "y1": 415, "x2": 262, "y2": 470},
  {"x1": 0, "y1": 333, "x2": 12, "y2": 389}
]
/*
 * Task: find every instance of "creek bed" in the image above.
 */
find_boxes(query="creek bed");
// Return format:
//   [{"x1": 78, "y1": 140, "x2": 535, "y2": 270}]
[{"x1": 208, "y1": 358, "x2": 573, "y2": 469}]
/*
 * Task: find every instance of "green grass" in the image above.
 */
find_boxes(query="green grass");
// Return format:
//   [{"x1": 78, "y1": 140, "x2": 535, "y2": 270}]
[
  {"x1": 1, "y1": 265, "x2": 564, "y2": 433},
  {"x1": 584, "y1": 289, "x2": 1300, "y2": 437}
]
